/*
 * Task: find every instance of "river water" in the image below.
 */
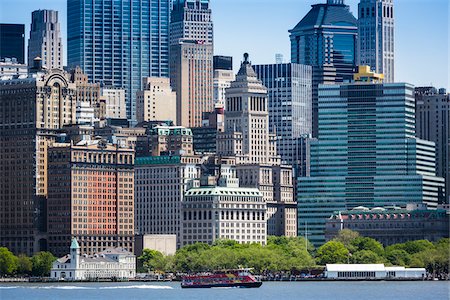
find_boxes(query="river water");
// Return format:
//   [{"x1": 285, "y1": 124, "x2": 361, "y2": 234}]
[{"x1": 0, "y1": 281, "x2": 448, "y2": 300}]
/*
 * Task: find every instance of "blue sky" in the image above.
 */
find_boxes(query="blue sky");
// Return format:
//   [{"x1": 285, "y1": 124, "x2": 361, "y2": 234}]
[{"x1": 0, "y1": 0, "x2": 448, "y2": 89}]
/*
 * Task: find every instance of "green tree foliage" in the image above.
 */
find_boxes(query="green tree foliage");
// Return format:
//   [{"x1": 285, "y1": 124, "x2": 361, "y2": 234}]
[
  {"x1": 351, "y1": 250, "x2": 383, "y2": 264},
  {"x1": 334, "y1": 229, "x2": 360, "y2": 250},
  {"x1": 351, "y1": 237, "x2": 384, "y2": 256},
  {"x1": 16, "y1": 254, "x2": 32, "y2": 275},
  {"x1": 0, "y1": 247, "x2": 18, "y2": 276},
  {"x1": 138, "y1": 249, "x2": 166, "y2": 273},
  {"x1": 31, "y1": 252, "x2": 56, "y2": 277},
  {"x1": 172, "y1": 237, "x2": 315, "y2": 273},
  {"x1": 316, "y1": 241, "x2": 349, "y2": 265},
  {"x1": 385, "y1": 249, "x2": 411, "y2": 266}
]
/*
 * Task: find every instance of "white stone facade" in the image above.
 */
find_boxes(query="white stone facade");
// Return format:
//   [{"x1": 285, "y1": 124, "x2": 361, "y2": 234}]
[
  {"x1": 217, "y1": 54, "x2": 296, "y2": 237},
  {"x1": 51, "y1": 239, "x2": 136, "y2": 281},
  {"x1": 134, "y1": 155, "x2": 202, "y2": 247},
  {"x1": 136, "y1": 77, "x2": 177, "y2": 123},
  {"x1": 181, "y1": 178, "x2": 267, "y2": 246},
  {"x1": 101, "y1": 88, "x2": 127, "y2": 119}
]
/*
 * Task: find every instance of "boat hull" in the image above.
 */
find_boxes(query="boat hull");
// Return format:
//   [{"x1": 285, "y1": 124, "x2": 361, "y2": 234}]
[{"x1": 181, "y1": 281, "x2": 263, "y2": 289}]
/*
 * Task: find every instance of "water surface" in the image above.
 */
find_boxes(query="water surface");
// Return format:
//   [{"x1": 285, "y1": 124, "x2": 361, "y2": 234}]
[{"x1": 0, "y1": 281, "x2": 448, "y2": 300}]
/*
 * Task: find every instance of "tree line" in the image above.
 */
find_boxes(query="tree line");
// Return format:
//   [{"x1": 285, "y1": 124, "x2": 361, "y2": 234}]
[
  {"x1": 138, "y1": 231, "x2": 449, "y2": 276},
  {"x1": 0, "y1": 248, "x2": 56, "y2": 277},
  {"x1": 1, "y1": 231, "x2": 448, "y2": 277}
]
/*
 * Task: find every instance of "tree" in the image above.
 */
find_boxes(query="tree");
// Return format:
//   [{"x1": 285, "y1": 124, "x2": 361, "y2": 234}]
[
  {"x1": 385, "y1": 249, "x2": 411, "y2": 266},
  {"x1": 351, "y1": 250, "x2": 383, "y2": 264},
  {"x1": 31, "y1": 252, "x2": 56, "y2": 277},
  {"x1": 138, "y1": 249, "x2": 166, "y2": 273},
  {"x1": 402, "y1": 240, "x2": 435, "y2": 254},
  {"x1": 16, "y1": 254, "x2": 32, "y2": 276},
  {"x1": 316, "y1": 241, "x2": 349, "y2": 265},
  {"x1": 334, "y1": 229, "x2": 360, "y2": 250},
  {"x1": 351, "y1": 237, "x2": 384, "y2": 256},
  {"x1": 0, "y1": 247, "x2": 18, "y2": 276}
]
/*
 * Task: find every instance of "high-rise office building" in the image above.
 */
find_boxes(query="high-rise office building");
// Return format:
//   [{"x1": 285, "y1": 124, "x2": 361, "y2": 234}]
[
  {"x1": 0, "y1": 24, "x2": 25, "y2": 64},
  {"x1": 358, "y1": 0, "x2": 395, "y2": 83},
  {"x1": 289, "y1": 0, "x2": 358, "y2": 137},
  {"x1": 28, "y1": 10, "x2": 63, "y2": 70},
  {"x1": 253, "y1": 63, "x2": 313, "y2": 167},
  {"x1": 47, "y1": 142, "x2": 135, "y2": 257},
  {"x1": 136, "y1": 77, "x2": 177, "y2": 124},
  {"x1": 217, "y1": 54, "x2": 296, "y2": 237},
  {"x1": 0, "y1": 67, "x2": 78, "y2": 255},
  {"x1": 170, "y1": 0, "x2": 214, "y2": 127},
  {"x1": 415, "y1": 87, "x2": 450, "y2": 204},
  {"x1": 134, "y1": 155, "x2": 202, "y2": 247},
  {"x1": 297, "y1": 67, "x2": 446, "y2": 246},
  {"x1": 67, "y1": 0, "x2": 171, "y2": 121},
  {"x1": 213, "y1": 56, "x2": 234, "y2": 107}
]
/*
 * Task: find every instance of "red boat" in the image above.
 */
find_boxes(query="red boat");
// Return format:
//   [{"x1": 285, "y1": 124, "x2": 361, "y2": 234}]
[{"x1": 181, "y1": 268, "x2": 262, "y2": 288}]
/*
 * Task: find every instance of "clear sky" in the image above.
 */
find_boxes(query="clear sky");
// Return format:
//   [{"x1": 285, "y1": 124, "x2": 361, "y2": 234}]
[{"x1": 0, "y1": 0, "x2": 448, "y2": 89}]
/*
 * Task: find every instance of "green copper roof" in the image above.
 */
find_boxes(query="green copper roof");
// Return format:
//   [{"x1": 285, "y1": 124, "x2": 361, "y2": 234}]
[
  {"x1": 70, "y1": 238, "x2": 80, "y2": 249},
  {"x1": 135, "y1": 156, "x2": 181, "y2": 166}
]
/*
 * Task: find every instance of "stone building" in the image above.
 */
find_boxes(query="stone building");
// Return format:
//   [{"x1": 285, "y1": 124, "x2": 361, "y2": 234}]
[
  {"x1": 134, "y1": 155, "x2": 202, "y2": 247},
  {"x1": 170, "y1": 0, "x2": 214, "y2": 127},
  {"x1": 136, "y1": 124, "x2": 194, "y2": 157},
  {"x1": 28, "y1": 10, "x2": 63, "y2": 70},
  {"x1": 217, "y1": 54, "x2": 296, "y2": 237},
  {"x1": 325, "y1": 204, "x2": 449, "y2": 246},
  {"x1": 136, "y1": 77, "x2": 177, "y2": 124},
  {"x1": 47, "y1": 141, "x2": 135, "y2": 257},
  {"x1": 51, "y1": 239, "x2": 136, "y2": 281},
  {"x1": 0, "y1": 68, "x2": 77, "y2": 255}
]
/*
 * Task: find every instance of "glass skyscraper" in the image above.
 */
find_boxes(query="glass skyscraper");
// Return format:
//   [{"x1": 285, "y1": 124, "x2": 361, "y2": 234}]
[
  {"x1": 289, "y1": 0, "x2": 358, "y2": 137},
  {"x1": 253, "y1": 63, "x2": 313, "y2": 167},
  {"x1": 358, "y1": 0, "x2": 395, "y2": 83},
  {"x1": 67, "y1": 0, "x2": 170, "y2": 121},
  {"x1": 298, "y1": 81, "x2": 446, "y2": 246}
]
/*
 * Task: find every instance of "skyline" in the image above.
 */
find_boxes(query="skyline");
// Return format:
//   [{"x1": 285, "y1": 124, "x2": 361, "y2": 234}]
[{"x1": 0, "y1": 0, "x2": 448, "y2": 89}]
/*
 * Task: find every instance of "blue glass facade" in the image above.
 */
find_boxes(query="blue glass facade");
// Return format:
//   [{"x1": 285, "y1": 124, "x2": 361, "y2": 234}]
[
  {"x1": 289, "y1": 0, "x2": 358, "y2": 137},
  {"x1": 298, "y1": 83, "x2": 446, "y2": 246},
  {"x1": 67, "y1": 0, "x2": 170, "y2": 121}
]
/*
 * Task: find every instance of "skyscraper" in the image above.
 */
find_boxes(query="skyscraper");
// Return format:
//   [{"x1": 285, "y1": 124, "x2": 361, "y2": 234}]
[
  {"x1": 47, "y1": 142, "x2": 135, "y2": 257},
  {"x1": 289, "y1": 0, "x2": 358, "y2": 137},
  {"x1": 28, "y1": 10, "x2": 63, "y2": 70},
  {"x1": 67, "y1": 0, "x2": 171, "y2": 121},
  {"x1": 297, "y1": 67, "x2": 445, "y2": 246},
  {"x1": 358, "y1": 0, "x2": 395, "y2": 83},
  {"x1": 217, "y1": 54, "x2": 296, "y2": 237},
  {"x1": 213, "y1": 55, "x2": 234, "y2": 107},
  {"x1": 253, "y1": 63, "x2": 313, "y2": 166},
  {"x1": 0, "y1": 67, "x2": 78, "y2": 255},
  {"x1": 0, "y1": 24, "x2": 25, "y2": 64},
  {"x1": 170, "y1": 0, "x2": 214, "y2": 127},
  {"x1": 415, "y1": 87, "x2": 450, "y2": 204}
]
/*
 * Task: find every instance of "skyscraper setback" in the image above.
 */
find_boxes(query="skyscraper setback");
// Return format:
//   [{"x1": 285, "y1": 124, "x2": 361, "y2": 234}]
[
  {"x1": 170, "y1": 0, "x2": 214, "y2": 127},
  {"x1": 67, "y1": 0, "x2": 171, "y2": 121},
  {"x1": 28, "y1": 10, "x2": 63, "y2": 70},
  {"x1": 358, "y1": 0, "x2": 395, "y2": 83},
  {"x1": 298, "y1": 68, "x2": 445, "y2": 246},
  {"x1": 289, "y1": 0, "x2": 358, "y2": 138}
]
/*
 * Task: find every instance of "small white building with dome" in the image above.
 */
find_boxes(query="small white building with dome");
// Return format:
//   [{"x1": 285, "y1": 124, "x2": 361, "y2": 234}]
[{"x1": 51, "y1": 239, "x2": 136, "y2": 281}]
